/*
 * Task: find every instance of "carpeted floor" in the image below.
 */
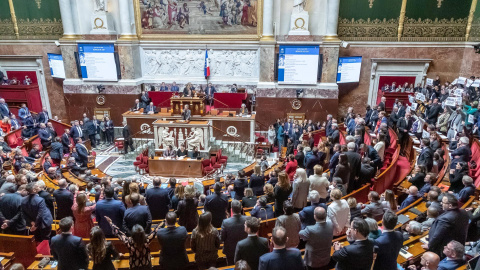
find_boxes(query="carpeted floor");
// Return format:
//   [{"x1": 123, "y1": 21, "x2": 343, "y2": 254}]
[{"x1": 396, "y1": 156, "x2": 412, "y2": 181}]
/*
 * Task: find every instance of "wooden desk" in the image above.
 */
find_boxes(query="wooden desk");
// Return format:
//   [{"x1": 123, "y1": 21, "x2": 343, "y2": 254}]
[
  {"x1": 171, "y1": 97, "x2": 205, "y2": 115},
  {"x1": 0, "y1": 252, "x2": 14, "y2": 269},
  {"x1": 149, "y1": 157, "x2": 203, "y2": 177}
]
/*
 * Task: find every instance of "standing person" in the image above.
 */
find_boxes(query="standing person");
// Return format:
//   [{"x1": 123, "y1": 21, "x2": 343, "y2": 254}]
[
  {"x1": 106, "y1": 216, "x2": 161, "y2": 270},
  {"x1": 234, "y1": 217, "x2": 269, "y2": 270},
  {"x1": 308, "y1": 165, "x2": 329, "y2": 203},
  {"x1": 104, "y1": 117, "x2": 114, "y2": 145},
  {"x1": 0, "y1": 184, "x2": 26, "y2": 235},
  {"x1": 332, "y1": 217, "x2": 374, "y2": 270},
  {"x1": 156, "y1": 212, "x2": 189, "y2": 270},
  {"x1": 221, "y1": 200, "x2": 248, "y2": 265},
  {"x1": 191, "y1": 212, "x2": 221, "y2": 270},
  {"x1": 274, "y1": 172, "x2": 292, "y2": 217},
  {"x1": 53, "y1": 179, "x2": 74, "y2": 220},
  {"x1": 176, "y1": 185, "x2": 199, "y2": 231},
  {"x1": 249, "y1": 165, "x2": 265, "y2": 196},
  {"x1": 22, "y1": 182, "x2": 53, "y2": 242},
  {"x1": 233, "y1": 170, "x2": 248, "y2": 200},
  {"x1": 61, "y1": 128, "x2": 72, "y2": 154},
  {"x1": 258, "y1": 227, "x2": 304, "y2": 270},
  {"x1": 50, "y1": 137, "x2": 63, "y2": 165},
  {"x1": 122, "y1": 121, "x2": 134, "y2": 154},
  {"x1": 50, "y1": 217, "x2": 89, "y2": 270},
  {"x1": 204, "y1": 182, "x2": 229, "y2": 228},
  {"x1": 145, "y1": 177, "x2": 171, "y2": 220},
  {"x1": 95, "y1": 187, "x2": 125, "y2": 237},
  {"x1": 373, "y1": 211, "x2": 403, "y2": 270},
  {"x1": 327, "y1": 189, "x2": 350, "y2": 236},
  {"x1": 291, "y1": 168, "x2": 310, "y2": 212},
  {"x1": 75, "y1": 138, "x2": 89, "y2": 167},
  {"x1": 276, "y1": 201, "x2": 301, "y2": 248},
  {"x1": 88, "y1": 226, "x2": 120, "y2": 270},
  {"x1": 267, "y1": 125, "x2": 276, "y2": 145},
  {"x1": 72, "y1": 190, "x2": 97, "y2": 238},
  {"x1": 123, "y1": 193, "x2": 152, "y2": 235},
  {"x1": 299, "y1": 207, "x2": 334, "y2": 270}
]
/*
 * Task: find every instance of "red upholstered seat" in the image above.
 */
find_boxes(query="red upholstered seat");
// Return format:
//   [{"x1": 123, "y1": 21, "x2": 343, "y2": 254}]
[
  {"x1": 7, "y1": 135, "x2": 17, "y2": 147},
  {"x1": 138, "y1": 156, "x2": 149, "y2": 174},
  {"x1": 202, "y1": 159, "x2": 214, "y2": 174},
  {"x1": 257, "y1": 136, "x2": 266, "y2": 143},
  {"x1": 211, "y1": 156, "x2": 222, "y2": 169},
  {"x1": 115, "y1": 141, "x2": 124, "y2": 152},
  {"x1": 134, "y1": 154, "x2": 143, "y2": 170},
  {"x1": 218, "y1": 149, "x2": 228, "y2": 162}
]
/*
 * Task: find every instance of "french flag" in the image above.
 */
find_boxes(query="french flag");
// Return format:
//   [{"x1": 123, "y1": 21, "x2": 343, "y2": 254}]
[{"x1": 204, "y1": 49, "x2": 210, "y2": 78}]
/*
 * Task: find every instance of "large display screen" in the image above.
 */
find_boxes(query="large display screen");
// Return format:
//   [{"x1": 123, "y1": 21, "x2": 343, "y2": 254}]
[
  {"x1": 337, "y1": 56, "x2": 362, "y2": 83},
  {"x1": 47, "y1": 53, "x2": 65, "y2": 79},
  {"x1": 278, "y1": 45, "x2": 320, "y2": 85},
  {"x1": 78, "y1": 43, "x2": 118, "y2": 81}
]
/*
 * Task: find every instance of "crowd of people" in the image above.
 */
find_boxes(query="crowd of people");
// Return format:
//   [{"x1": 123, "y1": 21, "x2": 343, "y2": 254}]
[{"x1": 0, "y1": 74, "x2": 480, "y2": 270}]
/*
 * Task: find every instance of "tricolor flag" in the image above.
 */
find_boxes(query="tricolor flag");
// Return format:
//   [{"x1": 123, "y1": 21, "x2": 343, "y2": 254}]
[{"x1": 204, "y1": 49, "x2": 210, "y2": 78}]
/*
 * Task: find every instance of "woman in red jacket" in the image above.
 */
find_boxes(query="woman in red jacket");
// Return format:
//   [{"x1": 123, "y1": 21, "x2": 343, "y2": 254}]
[
  {"x1": 285, "y1": 154, "x2": 298, "y2": 181},
  {"x1": 0, "y1": 117, "x2": 11, "y2": 135}
]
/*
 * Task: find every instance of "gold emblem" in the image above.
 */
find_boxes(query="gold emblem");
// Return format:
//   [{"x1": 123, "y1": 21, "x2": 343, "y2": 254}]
[
  {"x1": 291, "y1": 99, "x2": 302, "y2": 110},
  {"x1": 294, "y1": 18, "x2": 306, "y2": 30},
  {"x1": 96, "y1": 95, "x2": 106, "y2": 105},
  {"x1": 94, "y1": 18, "x2": 105, "y2": 29}
]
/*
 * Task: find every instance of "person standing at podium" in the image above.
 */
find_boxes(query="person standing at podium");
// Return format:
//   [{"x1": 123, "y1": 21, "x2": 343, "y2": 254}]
[
  {"x1": 231, "y1": 83, "x2": 238, "y2": 93},
  {"x1": 205, "y1": 83, "x2": 216, "y2": 106},
  {"x1": 183, "y1": 82, "x2": 194, "y2": 97},
  {"x1": 182, "y1": 104, "x2": 191, "y2": 121}
]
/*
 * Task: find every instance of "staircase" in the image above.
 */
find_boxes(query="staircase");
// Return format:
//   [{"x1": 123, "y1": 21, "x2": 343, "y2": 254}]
[{"x1": 208, "y1": 136, "x2": 255, "y2": 163}]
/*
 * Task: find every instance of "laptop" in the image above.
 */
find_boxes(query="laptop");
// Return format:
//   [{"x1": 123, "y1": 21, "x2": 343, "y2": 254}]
[{"x1": 468, "y1": 255, "x2": 480, "y2": 269}]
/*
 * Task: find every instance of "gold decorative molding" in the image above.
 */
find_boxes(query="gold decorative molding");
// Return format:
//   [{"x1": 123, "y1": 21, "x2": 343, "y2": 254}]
[
  {"x1": 437, "y1": 0, "x2": 443, "y2": 8},
  {"x1": 466, "y1": 0, "x2": 478, "y2": 41},
  {"x1": 16, "y1": 18, "x2": 63, "y2": 39},
  {"x1": 401, "y1": 17, "x2": 468, "y2": 41},
  {"x1": 337, "y1": 17, "x2": 398, "y2": 41},
  {"x1": 34, "y1": 0, "x2": 42, "y2": 9},
  {"x1": 8, "y1": 0, "x2": 19, "y2": 39},
  {"x1": 0, "y1": 18, "x2": 16, "y2": 39},
  {"x1": 369, "y1": 0, "x2": 374, "y2": 8},
  {"x1": 398, "y1": 0, "x2": 407, "y2": 41}
]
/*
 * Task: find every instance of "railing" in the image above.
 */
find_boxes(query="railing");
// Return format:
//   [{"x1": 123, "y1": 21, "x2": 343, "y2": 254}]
[
  {"x1": 210, "y1": 125, "x2": 255, "y2": 160},
  {"x1": 129, "y1": 129, "x2": 155, "y2": 158}
]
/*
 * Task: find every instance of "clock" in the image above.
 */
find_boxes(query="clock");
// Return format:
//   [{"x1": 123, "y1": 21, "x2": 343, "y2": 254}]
[
  {"x1": 291, "y1": 99, "x2": 302, "y2": 110},
  {"x1": 96, "y1": 95, "x2": 106, "y2": 106}
]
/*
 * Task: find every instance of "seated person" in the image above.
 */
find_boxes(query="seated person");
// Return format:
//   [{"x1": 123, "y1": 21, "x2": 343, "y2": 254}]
[
  {"x1": 0, "y1": 136, "x2": 12, "y2": 153},
  {"x1": 456, "y1": 175, "x2": 475, "y2": 204},
  {"x1": 437, "y1": 241, "x2": 466, "y2": 270},
  {"x1": 29, "y1": 143, "x2": 41, "y2": 160},
  {"x1": 418, "y1": 172, "x2": 435, "y2": 197},
  {"x1": 83, "y1": 170, "x2": 101, "y2": 183},
  {"x1": 43, "y1": 156, "x2": 53, "y2": 172},
  {"x1": 46, "y1": 167, "x2": 58, "y2": 180},
  {"x1": 421, "y1": 206, "x2": 439, "y2": 232},
  {"x1": 239, "y1": 103, "x2": 248, "y2": 115},
  {"x1": 402, "y1": 221, "x2": 423, "y2": 240},
  {"x1": 250, "y1": 196, "x2": 274, "y2": 221},
  {"x1": 144, "y1": 102, "x2": 157, "y2": 114},
  {"x1": 176, "y1": 145, "x2": 188, "y2": 158},
  {"x1": 132, "y1": 99, "x2": 142, "y2": 111},
  {"x1": 407, "y1": 165, "x2": 427, "y2": 190},
  {"x1": 163, "y1": 145, "x2": 176, "y2": 158},
  {"x1": 399, "y1": 186, "x2": 420, "y2": 210},
  {"x1": 241, "y1": 188, "x2": 257, "y2": 208},
  {"x1": 67, "y1": 157, "x2": 82, "y2": 176},
  {"x1": 190, "y1": 146, "x2": 200, "y2": 159}
]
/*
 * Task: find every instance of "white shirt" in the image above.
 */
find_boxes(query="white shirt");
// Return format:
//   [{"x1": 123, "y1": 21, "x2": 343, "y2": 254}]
[{"x1": 327, "y1": 199, "x2": 351, "y2": 236}]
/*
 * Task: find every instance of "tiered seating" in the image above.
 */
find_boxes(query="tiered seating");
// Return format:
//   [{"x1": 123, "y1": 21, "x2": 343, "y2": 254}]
[{"x1": 4, "y1": 127, "x2": 24, "y2": 148}]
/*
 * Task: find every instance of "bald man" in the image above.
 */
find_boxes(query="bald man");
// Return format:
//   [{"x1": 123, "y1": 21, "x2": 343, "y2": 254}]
[
  {"x1": 52, "y1": 179, "x2": 74, "y2": 220},
  {"x1": 408, "y1": 251, "x2": 439, "y2": 270},
  {"x1": 258, "y1": 227, "x2": 304, "y2": 270},
  {"x1": 299, "y1": 207, "x2": 333, "y2": 270},
  {"x1": 400, "y1": 185, "x2": 420, "y2": 210}
]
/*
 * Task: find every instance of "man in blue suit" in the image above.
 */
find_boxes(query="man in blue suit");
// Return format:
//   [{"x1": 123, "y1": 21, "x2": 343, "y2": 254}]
[
  {"x1": 373, "y1": 210, "x2": 403, "y2": 270},
  {"x1": 437, "y1": 240, "x2": 466, "y2": 270},
  {"x1": 144, "y1": 101, "x2": 157, "y2": 115},
  {"x1": 0, "y1": 187, "x2": 26, "y2": 235},
  {"x1": 123, "y1": 193, "x2": 151, "y2": 235},
  {"x1": 145, "y1": 177, "x2": 170, "y2": 220},
  {"x1": 18, "y1": 103, "x2": 30, "y2": 123},
  {"x1": 258, "y1": 226, "x2": 304, "y2": 270},
  {"x1": 205, "y1": 82, "x2": 216, "y2": 106},
  {"x1": 171, "y1": 81, "x2": 180, "y2": 92},
  {"x1": 157, "y1": 212, "x2": 189, "y2": 270},
  {"x1": 21, "y1": 182, "x2": 53, "y2": 242},
  {"x1": 399, "y1": 185, "x2": 420, "y2": 210},
  {"x1": 250, "y1": 196, "x2": 274, "y2": 221},
  {"x1": 70, "y1": 120, "x2": 84, "y2": 142},
  {"x1": 96, "y1": 186, "x2": 125, "y2": 237},
  {"x1": 50, "y1": 217, "x2": 89, "y2": 270},
  {"x1": 0, "y1": 98, "x2": 10, "y2": 118},
  {"x1": 38, "y1": 123, "x2": 52, "y2": 149},
  {"x1": 37, "y1": 107, "x2": 49, "y2": 124},
  {"x1": 10, "y1": 114, "x2": 20, "y2": 130},
  {"x1": 299, "y1": 190, "x2": 327, "y2": 229},
  {"x1": 24, "y1": 115, "x2": 38, "y2": 138},
  {"x1": 221, "y1": 200, "x2": 247, "y2": 265},
  {"x1": 204, "y1": 182, "x2": 229, "y2": 228},
  {"x1": 75, "y1": 137, "x2": 89, "y2": 167}
]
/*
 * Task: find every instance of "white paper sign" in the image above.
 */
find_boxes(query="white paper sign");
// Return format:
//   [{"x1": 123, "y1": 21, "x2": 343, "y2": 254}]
[
  {"x1": 415, "y1": 93, "x2": 426, "y2": 102},
  {"x1": 423, "y1": 129, "x2": 430, "y2": 139},
  {"x1": 458, "y1": 77, "x2": 466, "y2": 85},
  {"x1": 467, "y1": 79, "x2": 474, "y2": 87},
  {"x1": 469, "y1": 114, "x2": 474, "y2": 124},
  {"x1": 408, "y1": 95, "x2": 416, "y2": 104},
  {"x1": 473, "y1": 80, "x2": 480, "y2": 87},
  {"x1": 411, "y1": 103, "x2": 418, "y2": 110},
  {"x1": 452, "y1": 79, "x2": 458, "y2": 85},
  {"x1": 454, "y1": 89, "x2": 463, "y2": 97},
  {"x1": 426, "y1": 78, "x2": 433, "y2": 86},
  {"x1": 455, "y1": 96, "x2": 462, "y2": 105},
  {"x1": 445, "y1": 97, "x2": 457, "y2": 107}
]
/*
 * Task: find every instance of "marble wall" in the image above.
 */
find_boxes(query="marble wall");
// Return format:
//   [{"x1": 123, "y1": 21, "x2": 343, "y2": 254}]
[
  {"x1": 337, "y1": 45, "x2": 478, "y2": 118},
  {"x1": 0, "y1": 42, "x2": 67, "y2": 119}
]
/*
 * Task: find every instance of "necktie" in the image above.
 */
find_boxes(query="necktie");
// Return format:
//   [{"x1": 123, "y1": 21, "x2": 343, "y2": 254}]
[{"x1": 78, "y1": 126, "x2": 82, "y2": 137}]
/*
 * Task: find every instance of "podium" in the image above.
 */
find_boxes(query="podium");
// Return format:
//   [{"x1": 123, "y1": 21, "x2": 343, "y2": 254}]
[{"x1": 170, "y1": 97, "x2": 205, "y2": 116}]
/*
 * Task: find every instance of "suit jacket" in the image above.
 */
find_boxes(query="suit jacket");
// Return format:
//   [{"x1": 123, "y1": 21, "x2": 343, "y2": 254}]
[
  {"x1": 53, "y1": 188, "x2": 74, "y2": 220},
  {"x1": 373, "y1": 231, "x2": 403, "y2": 270},
  {"x1": 345, "y1": 151, "x2": 362, "y2": 183},
  {"x1": 204, "y1": 193, "x2": 228, "y2": 228},
  {"x1": 132, "y1": 102, "x2": 142, "y2": 111},
  {"x1": 122, "y1": 125, "x2": 133, "y2": 143},
  {"x1": 426, "y1": 104, "x2": 442, "y2": 122},
  {"x1": 61, "y1": 133, "x2": 71, "y2": 150},
  {"x1": 50, "y1": 142, "x2": 63, "y2": 160},
  {"x1": 417, "y1": 146, "x2": 434, "y2": 171},
  {"x1": 451, "y1": 145, "x2": 472, "y2": 166},
  {"x1": 70, "y1": 125, "x2": 83, "y2": 140},
  {"x1": 305, "y1": 154, "x2": 321, "y2": 176},
  {"x1": 144, "y1": 105, "x2": 157, "y2": 114},
  {"x1": 299, "y1": 221, "x2": 334, "y2": 268},
  {"x1": 21, "y1": 194, "x2": 53, "y2": 229},
  {"x1": 140, "y1": 93, "x2": 151, "y2": 107},
  {"x1": 399, "y1": 194, "x2": 420, "y2": 210},
  {"x1": 95, "y1": 198, "x2": 125, "y2": 236},
  {"x1": 438, "y1": 258, "x2": 465, "y2": 270},
  {"x1": 332, "y1": 239, "x2": 374, "y2": 270},
  {"x1": 388, "y1": 112, "x2": 399, "y2": 127},
  {"x1": 258, "y1": 248, "x2": 304, "y2": 270},
  {"x1": 326, "y1": 120, "x2": 333, "y2": 136},
  {"x1": 37, "y1": 190, "x2": 52, "y2": 217},
  {"x1": 37, "y1": 111, "x2": 49, "y2": 124},
  {"x1": 330, "y1": 129, "x2": 340, "y2": 145},
  {"x1": 75, "y1": 143, "x2": 89, "y2": 167},
  {"x1": 0, "y1": 103, "x2": 10, "y2": 118},
  {"x1": 145, "y1": 187, "x2": 171, "y2": 220},
  {"x1": 249, "y1": 174, "x2": 265, "y2": 196},
  {"x1": 50, "y1": 233, "x2": 89, "y2": 270},
  {"x1": 361, "y1": 202, "x2": 385, "y2": 221},
  {"x1": 171, "y1": 85, "x2": 179, "y2": 92},
  {"x1": 428, "y1": 208, "x2": 469, "y2": 256},
  {"x1": 123, "y1": 204, "x2": 152, "y2": 234},
  {"x1": 295, "y1": 151, "x2": 305, "y2": 168},
  {"x1": 18, "y1": 107, "x2": 30, "y2": 120},
  {"x1": 365, "y1": 146, "x2": 382, "y2": 168},
  {"x1": 157, "y1": 226, "x2": 189, "y2": 270},
  {"x1": 0, "y1": 192, "x2": 25, "y2": 232},
  {"x1": 182, "y1": 109, "x2": 191, "y2": 121},
  {"x1": 378, "y1": 101, "x2": 385, "y2": 111},
  {"x1": 251, "y1": 205, "x2": 274, "y2": 221},
  {"x1": 235, "y1": 235, "x2": 269, "y2": 270},
  {"x1": 205, "y1": 86, "x2": 216, "y2": 98},
  {"x1": 10, "y1": 118, "x2": 20, "y2": 130},
  {"x1": 221, "y1": 214, "x2": 248, "y2": 261},
  {"x1": 38, "y1": 128, "x2": 50, "y2": 142},
  {"x1": 0, "y1": 141, "x2": 11, "y2": 153}
]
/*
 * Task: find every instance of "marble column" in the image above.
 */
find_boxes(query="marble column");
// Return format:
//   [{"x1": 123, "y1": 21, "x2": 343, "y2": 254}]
[
  {"x1": 261, "y1": 0, "x2": 274, "y2": 40},
  {"x1": 118, "y1": 0, "x2": 136, "y2": 39},
  {"x1": 325, "y1": 0, "x2": 340, "y2": 39},
  {"x1": 58, "y1": 0, "x2": 76, "y2": 38}
]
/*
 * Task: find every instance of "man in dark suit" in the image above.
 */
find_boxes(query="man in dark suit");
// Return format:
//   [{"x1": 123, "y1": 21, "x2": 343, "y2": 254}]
[
  {"x1": 325, "y1": 115, "x2": 333, "y2": 136},
  {"x1": 437, "y1": 240, "x2": 466, "y2": 269},
  {"x1": 345, "y1": 142, "x2": 362, "y2": 192},
  {"x1": 399, "y1": 186, "x2": 420, "y2": 210},
  {"x1": 330, "y1": 124, "x2": 340, "y2": 145},
  {"x1": 235, "y1": 216, "x2": 269, "y2": 270},
  {"x1": 85, "y1": 119, "x2": 98, "y2": 148},
  {"x1": 21, "y1": 182, "x2": 53, "y2": 242},
  {"x1": 450, "y1": 137, "x2": 471, "y2": 169},
  {"x1": 50, "y1": 137, "x2": 64, "y2": 165},
  {"x1": 358, "y1": 157, "x2": 375, "y2": 187},
  {"x1": 425, "y1": 98, "x2": 442, "y2": 125},
  {"x1": 50, "y1": 217, "x2": 89, "y2": 270},
  {"x1": 373, "y1": 211, "x2": 403, "y2": 270},
  {"x1": 299, "y1": 191, "x2": 327, "y2": 229},
  {"x1": 145, "y1": 177, "x2": 170, "y2": 220},
  {"x1": 0, "y1": 136, "x2": 11, "y2": 153},
  {"x1": 231, "y1": 83, "x2": 238, "y2": 93},
  {"x1": 429, "y1": 132, "x2": 441, "y2": 152},
  {"x1": 0, "y1": 98, "x2": 11, "y2": 118},
  {"x1": 205, "y1": 82, "x2": 216, "y2": 106},
  {"x1": 43, "y1": 156, "x2": 53, "y2": 174},
  {"x1": 204, "y1": 182, "x2": 228, "y2": 228},
  {"x1": 221, "y1": 200, "x2": 247, "y2": 265},
  {"x1": 96, "y1": 187, "x2": 125, "y2": 237},
  {"x1": 181, "y1": 104, "x2": 191, "y2": 121},
  {"x1": 38, "y1": 123, "x2": 52, "y2": 149},
  {"x1": 144, "y1": 102, "x2": 157, "y2": 115},
  {"x1": 70, "y1": 121, "x2": 83, "y2": 142},
  {"x1": 299, "y1": 207, "x2": 333, "y2": 270},
  {"x1": 132, "y1": 99, "x2": 142, "y2": 111},
  {"x1": 140, "y1": 91, "x2": 151, "y2": 108},
  {"x1": 295, "y1": 145, "x2": 305, "y2": 169},
  {"x1": 377, "y1": 96, "x2": 386, "y2": 112},
  {"x1": 122, "y1": 121, "x2": 134, "y2": 154},
  {"x1": 417, "y1": 138, "x2": 434, "y2": 172},
  {"x1": 37, "y1": 107, "x2": 49, "y2": 124},
  {"x1": 123, "y1": 193, "x2": 152, "y2": 234},
  {"x1": 157, "y1": 212, "x2": 189, "y2": 270},
  {"x1": 61, "y1": 129, "x2": 72, "y2": 153},
  {"x1": 332, "y1": 217, "x2": 374, "y2": 270},
  {"x1": 426, "y1": 193, "x2": 469, "y2": 257},
  {"x1": 75, "y1": 138, "x2": 89, "y2": 167},
  {"x1": 305, "y1": 147, "x2": 322, "y2": 177},
  {"x1": 361, "y1": 144, "x2": 382, "y2": 173},
  {"x1": 388, "y1": 106, "x2": 399, "y2": 128},
  {"x1": 171, "y1": 81, "x2": 180, "y2": 92},
  {"x1": 397, "y1": 112, "x2": 413, "y2": 154},
  {"x1": 53, "y1": 179, "x2": 74, "y2": 220},
  {"x1": 258, "y1": 226, "x2": 304, "y2": 270},
  {"x1": 250, "y1": 196, "x2": 274, "y2": 221},
  {"x1": 0, "y1": 186, "x2": 26, "y2": 235}
]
